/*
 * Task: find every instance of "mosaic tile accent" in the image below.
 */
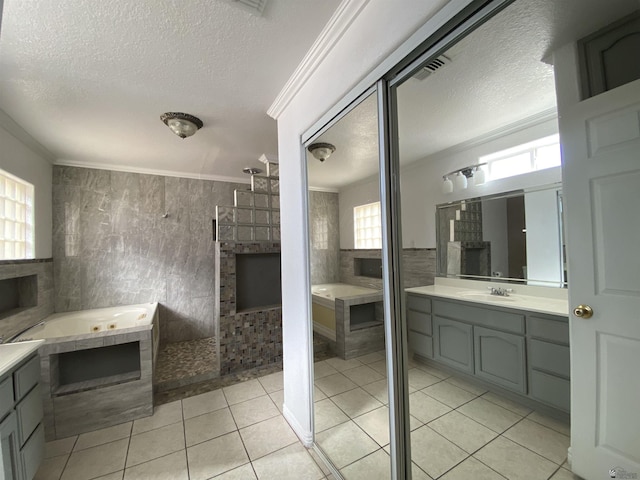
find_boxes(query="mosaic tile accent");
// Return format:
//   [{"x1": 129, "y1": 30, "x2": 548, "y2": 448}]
[{"x1": 154, "y1": 337, "x2": 218, "y2": 392}]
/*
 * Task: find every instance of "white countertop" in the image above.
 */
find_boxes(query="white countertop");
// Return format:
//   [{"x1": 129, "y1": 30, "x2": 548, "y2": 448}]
[
  {"x1": 405, "y1": 284, "x2": 569, "y2": 316},
  {"x1": 0, "y1": 340, "x2": 44, "y2": 378}
]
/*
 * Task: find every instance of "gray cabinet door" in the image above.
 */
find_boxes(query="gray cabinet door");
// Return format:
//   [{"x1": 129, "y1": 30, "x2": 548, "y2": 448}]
[
  {"x1": 433, "y1": 316, "x2": 474, "y2": 374},
  {"x1": 474, "y1": 326, "x2": 526, "y2": 393},
  {"x1": 1, "y1": 411, "x2": 22, "y2": 480}
]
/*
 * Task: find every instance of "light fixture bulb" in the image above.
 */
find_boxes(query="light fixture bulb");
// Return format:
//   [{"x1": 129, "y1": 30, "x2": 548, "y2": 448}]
[
  {"x1": 442, "y1": 176, "x2": 453, "y2": 194},
  {"x1": 160, "y1": 112, "x2": 204, "y2": 139},
  {"x1": 473, "y1": 166, "x2": 486, "y2": 186},
  {"x1": 454, "y1": 172, "x2": 467, "y2": 190}
]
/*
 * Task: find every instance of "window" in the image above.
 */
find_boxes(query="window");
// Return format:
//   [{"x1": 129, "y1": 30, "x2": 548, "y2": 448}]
[
  {"x1": 354, "y1": 201, "x2": 382, "y2": 249},
  {"x1": 480, "y1": 134, "x2": 561, "y2": 181},
  {"x1": 0, "y1": 170, "x2": 34, "y2": 260}
]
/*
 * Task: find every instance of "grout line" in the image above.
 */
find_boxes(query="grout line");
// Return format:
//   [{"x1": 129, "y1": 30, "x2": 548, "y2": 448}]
[
  {"x1": 547, "y1": 464, "x2": 565, "y2": 480},
  {"x1": 181, "y1": 399, "x2": 191, "y2": 480}
]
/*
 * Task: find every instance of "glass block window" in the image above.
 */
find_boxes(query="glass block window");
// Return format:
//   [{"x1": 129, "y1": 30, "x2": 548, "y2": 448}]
[
  {"x1": 313, "y1": 216, "x2": 329, "y2": 250},
  {"x1": 354, "y1": 201, "x2": 382, "y2": 249},
  {"x1": 0, "y1": 170, "x2": 35, "y2": 260}
]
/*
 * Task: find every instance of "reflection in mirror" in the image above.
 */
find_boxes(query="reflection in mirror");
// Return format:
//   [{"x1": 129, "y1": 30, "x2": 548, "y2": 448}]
[
  {"x1": 306, "y1": 92, "x2": 391, "y2": 476},
  {"x1": 436, "y1": 185, "x2": 567, "y2": 287}
]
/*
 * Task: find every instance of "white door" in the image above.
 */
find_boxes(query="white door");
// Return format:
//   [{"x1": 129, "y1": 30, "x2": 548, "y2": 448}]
[{"x1": 560, "y1": 77, "x2": 640, "y2": 479}]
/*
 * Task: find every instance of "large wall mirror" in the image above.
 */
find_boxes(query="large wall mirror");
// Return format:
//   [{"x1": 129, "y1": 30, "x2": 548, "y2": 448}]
[{"x1": 436, "y1": 184, "x2": 567, "y2": 287}]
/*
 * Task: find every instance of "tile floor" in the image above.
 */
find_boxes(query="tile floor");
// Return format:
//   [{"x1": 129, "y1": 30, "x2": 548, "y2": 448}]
[
  {"x1": 35, "y1": 352, "x2": 581, "y2": 480},
  {"x1": 35, "y1": 371, "x2": 334, "y2": 480},
  {"x1": 314, "y1": 352, "x2": 580, "y2": 480}
]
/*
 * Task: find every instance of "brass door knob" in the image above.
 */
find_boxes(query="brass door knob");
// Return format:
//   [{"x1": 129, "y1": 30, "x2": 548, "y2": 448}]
[{"x1": 573, "y1": 304, "x2": 593, "y2": 318}]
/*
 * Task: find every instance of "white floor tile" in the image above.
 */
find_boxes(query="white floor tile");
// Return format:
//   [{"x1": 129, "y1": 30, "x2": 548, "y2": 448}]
[
  {"x1": 409, "y1": 390, "x2": 451, "y2": 424},
  {"x1": 439, "y1": 456, "x2": 504, "y2": 480},
  {"x1": 252, "y1": 442, "x2": 324, "y2": 480},
  {"x1": 187, "y1": 431, "x2": 249, "y2": 480},
  {"x1": 257, "y1": 370, "x2": 283, "y2": 393},
  {"x1": 550, "y1": 467, "x2": 582, "y2": 480},
  {"x1": 316, "y1": 421, "x2": 379, "y2": 469},
  {"x1": 94, "y1": 472, "x2": 124, "y2": 480},
  {"x1": 368, "y1": 360, "x2": 388, "y2": 376},
  {"x1": 410, "y1": 426, "x2": 468, "y2": 479},
  {"x1": 407, "y1": 369, "x2": 441, "y2": 389},
  {"x1": 341, "y1": 365, "x2": 384, "y2": 386},
  {"x1": 353, "y1": 407, "x2": 390, "y2": 447},
  {"x1": 45, "y1": 436, "x2": 77, "y2": 459},
  {"x1": 428, "y1": 410, "x2": 497, "y2": 454},
  {"x1": 457, "y1": 397, "x2": 522, "y2": 433},
  {"x1": 74, "y1": 422, "x2": 132, "y2": 451},
  {"x1": 445, "y1": 377, "x2": 488, "y2": 396},
  {"x1": 61, "y1": 438, "x2": 128, "y2": 480},
  {"x1": 34, "y1": 454, "x2": 68, "y2": 480},
  {"x1": 184, "y1": 407, "x2": 237, "y2": 447},
  {"x1": 527, "y1": 411, "x2": 571, "y2": 437},
  {"x1": 325, "y1": 357, "x2": 364, "y2": 372},
  {"x1": 269, "y1": 390, "x2": 285, "y2": 413},
  {"x1": 230, "y1": 395, "x2": 279, "y2": 429},
  {"x1": 314, "y1": 361, "x2": 339, "y2": 380},
  {"x1": 212, "y1": 463, "x2": 257, "y2": 479},
  {"x1": 340, "y1": 449, "x2": 390, "y2": 480},
  {"x1": 182, "y1": 389, "x2": 228, "y2": 420},
  {"x1": 239, "y1": 416, "x2": 298, "y2": 461},
  {"x1": 361, "y1": 379, "x2": 389, "y2": 405},
  {"x1": 503, "y1": 418, "x2": 570, "y2": 464},
  {"x1": 355, "y1": 351, "x2": 385, "y2": 364},
  {"x1": 423, "y1": 381, "x2": 477, "y2": 409},
  {"x1": 223, "y1": 379, "x2": 267, "y2": 405},
  {"x1": 315, "y1": 373, "x2": 357, "y2": 397},
  {"x1": 475, "y1": 436, "x2": 558, "y2": 480},
  {"x1": 315, "y1": 399, "x2": 350, "y2": 433},
  {"x1": 331, "y1": 388, "x2": 383, "y2": 418},
  {"x1": 126, "y1": 422, "x2": 185, "y2": 467},
  {"x1": 314, "y1": 386, "x2": 328, "y2": 401},
  {"x1": 123, "y1": 450, "x2": 188, "y2": 480},
  {"x1": 481, "y1": 391, "x2": 533, "y2": 417},
  {"x1": 132, "y1": 401, "x2": 182, "y2": 435}
]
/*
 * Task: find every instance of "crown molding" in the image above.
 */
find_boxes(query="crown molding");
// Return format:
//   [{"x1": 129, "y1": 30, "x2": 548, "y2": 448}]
[
  {"x1": 53, "y1": 159, "x2": 251, "y2": 185},
  {"x1": 267, "y1": 0, "x2": 371, "y2": 120},
  {"x1": 0, "y1": 109, "x2": 55, "y2": 163},
  {"x1": 308, "y1": 185, "x2": 339, "y2": 193}
]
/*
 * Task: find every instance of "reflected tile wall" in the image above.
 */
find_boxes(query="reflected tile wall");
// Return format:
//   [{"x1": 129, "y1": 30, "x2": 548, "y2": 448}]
[
  {"x1": 52, "y1": 166, "x2": 245, "y2": 343},
  {"x1": 309, "y1": 191, "x2": 340, "y2": 285}
]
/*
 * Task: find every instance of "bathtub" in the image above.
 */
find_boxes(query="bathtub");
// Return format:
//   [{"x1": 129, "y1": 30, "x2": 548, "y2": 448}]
[
  {"x1": 311, "y1": 283, "x2": 382, "y2": 344},
  {"x1": 14, "y1": 303, "x2": 159, "y2": 440}
]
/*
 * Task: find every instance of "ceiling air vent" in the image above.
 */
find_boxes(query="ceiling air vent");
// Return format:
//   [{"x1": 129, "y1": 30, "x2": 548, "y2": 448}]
[
  {"x1": 413, "y1": 55, "x2": 451, "y2": 81},
  {"x1": 226, "y1": 0, "x2": 268, "y2": 16}
]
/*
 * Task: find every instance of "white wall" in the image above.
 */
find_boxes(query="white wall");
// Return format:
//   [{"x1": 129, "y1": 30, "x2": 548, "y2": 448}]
[
  {"x1": 482, "y1": 197, "x2": 509, "y2": 277},
  {"x1": 273, "y1": 0, "x2": 459, "y2": 443},
  {"x1": 525, "y1": 187, "x2": 563, "y2": 285},
  {"x1": 0, "y1": 125, "x2": 53, "y2": 258},
  {"x1": 338, "y1": 117, "x2": 562, "y2": 249}
]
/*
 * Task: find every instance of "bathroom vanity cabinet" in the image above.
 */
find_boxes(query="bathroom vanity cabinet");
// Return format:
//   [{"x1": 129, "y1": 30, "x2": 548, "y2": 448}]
[
  {"x1": 406, "y1": 292, "x2": 570, "y2": 413},
  {"x1": 0, "y1": 351, "x2": 45, "y2": 480}
]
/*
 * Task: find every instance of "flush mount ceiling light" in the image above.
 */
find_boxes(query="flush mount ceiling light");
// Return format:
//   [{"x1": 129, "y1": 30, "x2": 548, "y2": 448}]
[
  {"x1": 442, "y1": 163, "x2": 487, "y2": 194},
  {"x1": 160, "y1": 112, "x2": 203, "y2": 139},
  {"x1": 308, "y1": 142, "x2": 336, "y2": 162},
  {"x1": 242, "y1": 167, "x2": 262, "y2": 175}
]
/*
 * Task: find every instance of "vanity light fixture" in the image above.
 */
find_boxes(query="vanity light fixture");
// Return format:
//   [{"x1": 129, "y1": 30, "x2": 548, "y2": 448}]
[
  {"x1": 441, "y1": 163, "x2": 487, "y2": 193},
  {"x1": 308, "y1": 142, "x2": 336, "y2": 162},
  {"x1": 160, "y1": 112, "x2": 203, "y2": 139}
]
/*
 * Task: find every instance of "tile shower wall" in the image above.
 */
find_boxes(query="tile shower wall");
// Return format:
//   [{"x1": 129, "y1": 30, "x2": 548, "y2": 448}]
[
  {"x1": 309, "y1": 191, "x2": 340, "y2": 285},
  {"x1": 52, "y1": 166, "x2": 246, "y2": 343},
  {"x1": 0, "y1": 259, "x2": 54, "y2": 340},
  {"x1": 339, "y1": 248, "x2": 437, "y2": 289}
]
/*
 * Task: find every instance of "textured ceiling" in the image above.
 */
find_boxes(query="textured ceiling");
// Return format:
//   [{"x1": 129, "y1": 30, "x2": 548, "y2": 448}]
[
  {"x1": 308, "y1": 0, "x2": 638, "y2": 189},
  {"x1": 0, "y1": 0, "x2": 340, "y2": 181}
]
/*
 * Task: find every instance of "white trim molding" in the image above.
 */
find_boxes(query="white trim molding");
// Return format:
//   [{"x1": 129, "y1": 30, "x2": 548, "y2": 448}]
[
  {"x1": 267, "y1": 0, "x2": 371, "y2": 120},
  {"x1": 283, "y1": 404, "x2": 313, "y2": 447},
  {"x1": 0, "y1": 109, "x2": 55, "y2": 163},
  {"x1": 54, "y1": 159, "x2": 252, "y2": 185}
]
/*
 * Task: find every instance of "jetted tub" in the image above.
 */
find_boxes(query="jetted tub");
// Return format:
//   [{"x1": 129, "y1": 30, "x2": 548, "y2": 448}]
[
  {"x1": 311, "y1": 283, "x2": 383, "y2": 358},
  {"x1": 14, "y1": 303, "x2": 159, "y2": 440}
]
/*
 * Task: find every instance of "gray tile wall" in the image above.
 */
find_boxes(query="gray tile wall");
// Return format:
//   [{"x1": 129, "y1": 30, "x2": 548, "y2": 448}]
[
  {"x1": 52, "y1": 166, "x2": 246, "y2": 343},
  {"x1": 309, "y1": 191, "x2": 340, "y2": 285},
  {"x1": 0, "y1": 260, "x2": 54, "y2": 341},
  {"x1": 339, "y1": 248, "x2": 437, "y2": 289}
]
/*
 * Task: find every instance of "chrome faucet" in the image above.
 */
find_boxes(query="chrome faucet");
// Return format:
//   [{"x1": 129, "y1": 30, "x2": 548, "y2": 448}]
[{"x1": 488, "y1": 287, "x2": 513, "y2": 297}]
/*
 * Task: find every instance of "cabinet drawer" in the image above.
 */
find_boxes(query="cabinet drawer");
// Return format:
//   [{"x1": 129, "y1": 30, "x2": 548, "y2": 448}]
[
  {"x1": 529, "y1": 339, "x2": 570, "y2": 378},
  {"x1": 527, "y1": 316, "x2": 569, "y2": 344},
  {"x1": 16, "y1": 385, "x2": 43, "y2": 447},
  {"x1": 474, "y1": 326, "x2": 526, "y2": 393},
  {"x1": 0, "y1": 376, "x2": 14, "y2": 421},
  {"x1": 409, "y1": 332, "x2": 433, "y2": 358},
  {"x1": 407, "y1": 310, "x2": 432, "y2": 336},
  {"x1": 406, "y1": 294, "x2": 431, "y2": 313},
  {"x1": 529, "y1": 370, "x2": 570, "y2": 412},
  {"x1": 433, "y1": 300, "x2": 524, "y2": 334},
  {"x1": 14, "y1": 355, "x2": 40, "y2": 401},
  {"x1": 21, "y1": 422, "x2": 44, "y2": 480}
]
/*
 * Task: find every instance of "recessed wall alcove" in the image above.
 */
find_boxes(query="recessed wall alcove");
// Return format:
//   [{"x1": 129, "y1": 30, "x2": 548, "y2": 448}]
[{"x1": 0, "y1": 274, "x2": 37, "y2": 319}]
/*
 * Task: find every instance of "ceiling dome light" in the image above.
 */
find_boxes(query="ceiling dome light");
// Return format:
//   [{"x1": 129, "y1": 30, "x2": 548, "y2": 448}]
[
  {"x1": 160, "y1": 112, "x2": 203, "y2": 139},
  {"x1": 308, "y1": 142, "x2": 336, "y2": 162}
]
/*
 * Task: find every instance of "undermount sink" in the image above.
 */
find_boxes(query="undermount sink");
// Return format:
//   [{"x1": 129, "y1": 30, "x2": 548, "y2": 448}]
[{"x1": 457, "y1": 292, "x2": 515, "y2": 302}]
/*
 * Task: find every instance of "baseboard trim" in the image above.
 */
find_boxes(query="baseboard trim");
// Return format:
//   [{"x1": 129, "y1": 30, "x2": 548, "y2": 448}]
[{"x1": 282, "y1": 404, "x2": 313, "y2": 447}]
